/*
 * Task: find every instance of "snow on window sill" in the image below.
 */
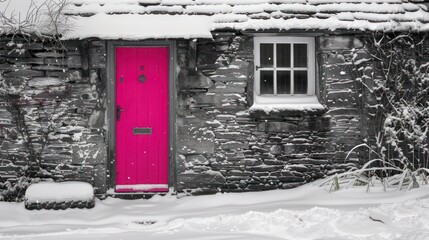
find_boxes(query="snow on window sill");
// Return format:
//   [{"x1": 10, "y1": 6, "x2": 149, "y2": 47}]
[{"x1": 249, "y1": 96, "x2": 326, "y2": 115}]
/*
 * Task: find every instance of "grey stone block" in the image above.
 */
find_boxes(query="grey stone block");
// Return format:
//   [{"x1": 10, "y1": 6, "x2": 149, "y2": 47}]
[
  {"x1": 94, "y1": 164, "x2": 107, "y2": 193},
  {"x1": 246, "y1": 184, "x2": 277, "y2": 191},
  {"x1": 3, "y1": 69, "x2": 44, "y2": 77},
  {"x1": 281, "y1": 182, "x2": 305, "y2": 189},
  {"x1": 259, "y1": 122, "x2": 298, "y2": 133},
  {"x1": 34, "y1": 52, "x2": 66, "y2": 58},
  {"x1": 32, "y1": 65, "x2": 66, "y2": 71},
  {"x1": 208, "y1": 82, "x2": 246, "y2": 93},
  {"x1": 10, "y1": 58, "x2": 44, "y2": 65},
  {"x1": 84, "y1": 134, "x2": 105, "y2": 143},
  {"x1": 225, "y1": 170, "x2": 253, "y2": 177},
  {"x1": 238, "y1": 158, "x2": 262, "y2": 166},
  {"x1": 183, "y1": 72, "x2": 214, "y2": 89},
  {"x1": 286, "y1": 165, "x2": 309, "y2": 172},
  {"x1": 319, "y1": 36, "x2": 363, "y2": 50},
  {"x1": 216, "y1": 114, "x2": 236, "y2": 121},
  {"x1": 186, "y1": 155, "x2": 209, "y2": 165},
  {"x1": 177, "y1": 122, "x2": 215, "y2": 154},
  {"x1": 72, "y1": 144, "x2": 107, "y2": 165},
  {"x1": 270, "y1": 145, "x2": 283, "y2": 155},
  {"x1": 178, "y1": 170, "x2": 226, "y2": 189},
  {"x1": 89, "y1": 48, "x2": 106, "y2": 68},
  {"x1": 220, "y1": 141, "x2": 249, "y2": 150},
  {"x1": 88, "y1": 110, "x2": 105, "y2": 129},
  {"x1": 28, "y1": 77, "x2": 63, "y2": 87},
  {"x1": 216, "y1": 132, "x2": 245, "y2": 140}
]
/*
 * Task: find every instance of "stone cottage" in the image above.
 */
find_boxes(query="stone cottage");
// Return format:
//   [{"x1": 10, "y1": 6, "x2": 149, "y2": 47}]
[{"x1": 1, "y1": 0, "x2": 429, "y2": 197}]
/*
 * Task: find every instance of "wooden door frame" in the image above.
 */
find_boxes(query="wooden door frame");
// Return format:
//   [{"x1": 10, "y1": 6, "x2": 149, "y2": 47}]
[{"x1": 106, "y1": 41, "x2": 177, "y2": 192}]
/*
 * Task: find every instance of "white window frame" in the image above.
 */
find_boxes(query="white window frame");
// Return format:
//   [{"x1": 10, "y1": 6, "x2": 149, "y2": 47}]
[{"x1": 254, "y1": 36, "x2": 316, "y2": 105}]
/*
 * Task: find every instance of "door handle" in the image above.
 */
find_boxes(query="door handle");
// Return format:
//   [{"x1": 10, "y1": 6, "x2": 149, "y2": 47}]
[
  {"x1": 116, "y1": 105, "x2": 125, "y2": 121},
  {"x1": 255, "y1": 65, "x2": 261, "y2": 70}
]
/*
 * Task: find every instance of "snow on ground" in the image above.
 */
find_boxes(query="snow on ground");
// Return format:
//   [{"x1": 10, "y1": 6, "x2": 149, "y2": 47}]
[{"x1": 2, "y1": 180, "x2": 429, "y2": 240}]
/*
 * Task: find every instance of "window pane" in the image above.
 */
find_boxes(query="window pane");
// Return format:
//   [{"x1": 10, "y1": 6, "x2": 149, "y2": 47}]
[
  {"x1": 294, "y1": 71, "x2": 308, "y2": 94},
  {"x1": 277, "y1": 44, "x2": 291, "y2": 67},
  {"x1": 260, "y1": 44, "x2": 273, "y2": 67},
  {"x1": 260, "y1": 70, "x2": 274, "y2": 94},
  {"x1": 277, "y1": 71, "x2": 291, "y2": 94},
  {"x1": 294, "y1": 44, "x2": 307, "y2": 67}
]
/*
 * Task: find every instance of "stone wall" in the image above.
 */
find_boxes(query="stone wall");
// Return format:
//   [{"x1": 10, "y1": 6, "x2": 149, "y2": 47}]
[
  {"x1": 0, "y1": 36, "x2": 108, "y2": 195},
  {"x1": 176, "y1": 33, "x2": 367, "y2": 194},
  {"x1": 0, "y1": 32, "x2": 370, "y2": 197}
]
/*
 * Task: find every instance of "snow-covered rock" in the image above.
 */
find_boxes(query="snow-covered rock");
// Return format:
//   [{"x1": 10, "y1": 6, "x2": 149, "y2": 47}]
[{"x1": 24, "y1": 181, "x2": 95, "y2": 210}]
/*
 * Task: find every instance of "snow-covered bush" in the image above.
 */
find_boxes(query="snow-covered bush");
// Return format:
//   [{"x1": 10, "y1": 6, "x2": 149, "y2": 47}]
[
  {"x1": 357, "y1": 33, "x2": 429, "y2": 164},
  {"x1": 0, "y1": 176, "x2": 41, "y2": 202},
  {"x1": 321, "y1": 144, "x2": 427, "y2": 192},
  {"x1": 328, "y1": 33, "x2": 429, "y2": 192},
  {"x1": 361, "y1": 33, "x2": 429, "y2": 163},
  {"x1": 0, "y1": 0, "x2": 71, "y2": 37}
]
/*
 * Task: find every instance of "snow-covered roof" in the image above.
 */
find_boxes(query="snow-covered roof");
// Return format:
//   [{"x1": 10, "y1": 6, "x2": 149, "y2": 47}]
[
  {"x1": 63, "y1": 0, "x2": 429, "y2": 39},
  {"x1": 66, "y1": 14, "x2": 213, "y2": 40},
  {"x1": 2, "y1": 0, "x2": 429, "y2": 39}
]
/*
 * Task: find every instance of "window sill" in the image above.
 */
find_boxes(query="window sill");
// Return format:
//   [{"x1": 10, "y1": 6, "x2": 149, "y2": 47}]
[{"x1": 249, "y1": 96, "x2": 326, "y2": 116}]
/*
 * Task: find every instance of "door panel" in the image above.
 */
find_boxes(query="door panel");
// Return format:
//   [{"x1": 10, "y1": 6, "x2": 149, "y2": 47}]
[{"x1": 115, "y1": 47, "x2": 169, "y2": 192}]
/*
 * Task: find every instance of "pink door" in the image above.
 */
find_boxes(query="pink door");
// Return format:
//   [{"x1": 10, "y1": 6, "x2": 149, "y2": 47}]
[{"x1": 115, "y1": 47, "x2": 169, "y2": 192}]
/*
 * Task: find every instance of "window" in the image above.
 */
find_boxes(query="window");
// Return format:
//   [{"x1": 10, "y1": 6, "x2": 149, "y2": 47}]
[{"x1": 254, "y1": 37, "x2": 317, "y2": 105}]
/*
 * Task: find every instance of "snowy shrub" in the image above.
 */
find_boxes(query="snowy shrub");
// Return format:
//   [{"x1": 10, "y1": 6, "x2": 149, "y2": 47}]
[
  {"x1": 326, "y1": 33, "x2": 429, "y2": 192},
  {"x1": 0, "y1": 0, "x2": 71, "y2": 37},
  {"x1": 357, "y1": 33, "x2": 429, "y2": 163},
  {"x1": 0, "y1": 176, "x2": 39, "y2": 202},
  {"x1": 359, "y1": 33, "x2": 429, "y2": 164},
  {"x1": 321, "y1": 144, "x2": 427, "y2": 192}
]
